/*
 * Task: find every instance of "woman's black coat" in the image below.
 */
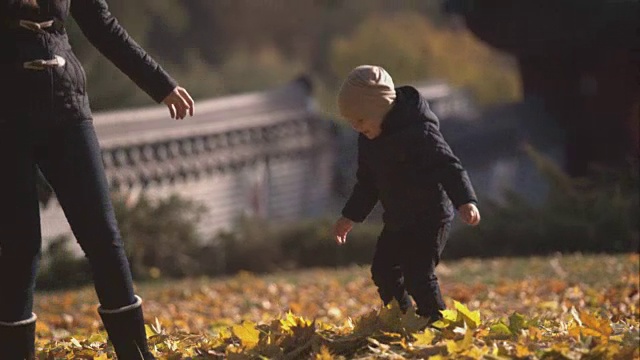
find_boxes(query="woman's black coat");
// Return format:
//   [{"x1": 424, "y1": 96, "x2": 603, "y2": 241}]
[{"x1": 0, "y1": 0, "x2": 177, "y2": 126}]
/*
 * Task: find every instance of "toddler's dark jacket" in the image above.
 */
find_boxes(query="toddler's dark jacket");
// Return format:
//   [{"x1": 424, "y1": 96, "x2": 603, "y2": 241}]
[{"x1": 342, "y1": 86, "x2": 477, "y2": 228}]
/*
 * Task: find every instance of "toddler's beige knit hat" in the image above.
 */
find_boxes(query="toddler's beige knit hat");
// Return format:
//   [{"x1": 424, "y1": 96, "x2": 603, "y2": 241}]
[{"x1": 337, "y1": 65, "x2": 396, "y2": 122}]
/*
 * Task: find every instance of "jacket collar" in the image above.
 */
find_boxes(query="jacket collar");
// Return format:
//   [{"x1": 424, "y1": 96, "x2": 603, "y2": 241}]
[{"x1": 380, "y1": 86, "x2": 424, "y2": 136}]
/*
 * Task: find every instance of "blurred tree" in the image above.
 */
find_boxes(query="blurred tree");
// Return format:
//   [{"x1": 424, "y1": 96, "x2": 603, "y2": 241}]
[
  {"x1": 182, "y1": 0, "x2": 329, "y2": 66},
  {"x1": 179, "y1": 0, "x2": 446, "y2": 71},
  {"x1": 329, "y1": 12, "x2": 521, "y2": 106},
  {"x1": 59, "y1": 1, "x2": 522, "y2": 114},
  {"x1": 216, "y1": 46, "x2": 306, "y2": 95},
  {"x1": 443, "y1": 0, "x2": 639, "y2": 177}
]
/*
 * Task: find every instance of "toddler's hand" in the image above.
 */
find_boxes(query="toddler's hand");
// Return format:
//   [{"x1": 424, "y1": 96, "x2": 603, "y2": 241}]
[
  {"x1": 458, "y1": 203, "x2": 481, "y2": 226},
  {"x1": 332, "y1": 217, "x2": 354, "y2": 245}
]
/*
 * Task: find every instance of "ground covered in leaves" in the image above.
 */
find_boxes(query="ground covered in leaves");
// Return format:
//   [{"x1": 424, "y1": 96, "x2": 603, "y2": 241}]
[{"x1": 34, "y1": 253, "x2": 639, "y2": 359}]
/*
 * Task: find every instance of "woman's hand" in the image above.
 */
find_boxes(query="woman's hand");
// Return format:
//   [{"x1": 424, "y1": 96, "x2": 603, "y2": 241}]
[
  {"x1": 162, "y1": 86, "x2": 195, "y2": 120},
  {"x1": 332, "y1": 217, "x2": 354, "y2": 245},
  {"x1": 458, "y1": 202, "x2": 481, "y2": 226}
]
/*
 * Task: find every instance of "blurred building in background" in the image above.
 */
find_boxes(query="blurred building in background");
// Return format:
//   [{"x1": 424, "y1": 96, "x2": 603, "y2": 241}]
[{"x1": 40, "y1": 77, "x2": 335, "y2": 250}]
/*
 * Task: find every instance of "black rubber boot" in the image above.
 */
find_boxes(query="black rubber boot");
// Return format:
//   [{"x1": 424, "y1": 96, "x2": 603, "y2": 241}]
[
  {"x1": 414, "y1": 295, "x2": 445, "y2": 328},
  {"x1": 383, "y1": 292, "x2": 413, "y2": 314},
  {"x1": 416, "y1": 309, "x2": 444, "y2": 324},
  {"x1": 98, "y1": 296, "x2": 156, "y2": 360},
  {"x1": 396, "y1": 292, "x2": 412, "y2": 314},
  {"x1": 0, "y1": 313, "x2": 37, "y2": 360}
]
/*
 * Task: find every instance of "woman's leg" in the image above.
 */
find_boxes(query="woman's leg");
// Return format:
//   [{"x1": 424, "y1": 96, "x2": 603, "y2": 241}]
[
  {"x1": 36, "y1": 120, "x2": 135, "y2": 308},
  {"x1": 0, "y1": 124, "x2": 41, "y2": 358},
  {"x1": 36, "y1": 120, "x2": 154, "y2": 359}
]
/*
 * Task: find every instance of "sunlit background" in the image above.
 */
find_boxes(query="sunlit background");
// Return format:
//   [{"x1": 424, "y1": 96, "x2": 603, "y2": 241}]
[
  {"x1": 23, "y1": 1, "x2": 640, "y2": 358},
  {"x1": 37, "y1": 0, "x2": 637, "y2": 272}
]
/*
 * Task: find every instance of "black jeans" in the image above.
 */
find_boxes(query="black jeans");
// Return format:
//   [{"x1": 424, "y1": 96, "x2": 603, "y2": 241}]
[
  {"x1": 370, "y1": 221, "x2": 450, "y2": 318},
  {"x1": 0, "y1": 120, "x2": 136, "y2": 322}
]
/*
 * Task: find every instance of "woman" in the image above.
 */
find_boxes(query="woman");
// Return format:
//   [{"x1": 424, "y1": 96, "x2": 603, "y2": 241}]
[{"x1": 0, "y1": 0, "x2": 195, "y2": 358}]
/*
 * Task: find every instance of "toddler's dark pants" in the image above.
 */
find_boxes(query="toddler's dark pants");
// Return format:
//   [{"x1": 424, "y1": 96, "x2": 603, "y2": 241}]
[
  {"x1": 0, "y1": 119, "x2": 136, "y2": 322},
  {"x1": 370, "y1": 220, "x2": 450, "y2": 319}
]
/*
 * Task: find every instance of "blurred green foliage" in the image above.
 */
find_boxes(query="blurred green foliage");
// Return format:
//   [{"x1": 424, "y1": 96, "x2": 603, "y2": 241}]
[
  {"x1": 113, "y1": 193, "x2": 207, "y2": 279},
  {"x1": 65, "y1": 0, "x2": 521, "y2": 116}
]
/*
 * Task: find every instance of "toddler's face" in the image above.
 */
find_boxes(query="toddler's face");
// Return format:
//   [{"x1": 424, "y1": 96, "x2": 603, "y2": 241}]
[{"x1": 348, "y1": 118, "x2": 382, "y2": 139}]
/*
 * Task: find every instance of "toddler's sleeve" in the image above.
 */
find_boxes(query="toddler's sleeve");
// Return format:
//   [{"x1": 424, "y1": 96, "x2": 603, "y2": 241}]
[
  {"x1": 421, "y1": 124, "x2": 478, "y2": 208},
  {"x1": 341, "y1": 142, "x2": 378, "y2": 222}
]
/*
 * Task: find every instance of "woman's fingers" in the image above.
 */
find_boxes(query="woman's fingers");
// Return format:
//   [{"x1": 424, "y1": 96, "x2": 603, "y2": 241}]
[
  {"x1": 176, "y1": 94, "x2": 191, "y2": 119},
  {"x1": 466, "y1": 209, "x2": 480, "y2": 226},
  {"x1": 473, "y1": 211, "x2": 481, "y2": 225},
  {"x1": 167, "y1": 103, "x2": 176, "y2": 119},
  {"x1": 336, "y1": 234, "x2": 346, "y2": 245},
  {"x1": 178, "y1": 87, "x2": 195, "y2": 116}
]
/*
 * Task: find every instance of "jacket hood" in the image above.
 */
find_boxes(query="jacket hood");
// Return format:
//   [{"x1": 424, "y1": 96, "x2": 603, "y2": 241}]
[{"x1": 380, "y1": 85, "x2": 439, "y2": 135}]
